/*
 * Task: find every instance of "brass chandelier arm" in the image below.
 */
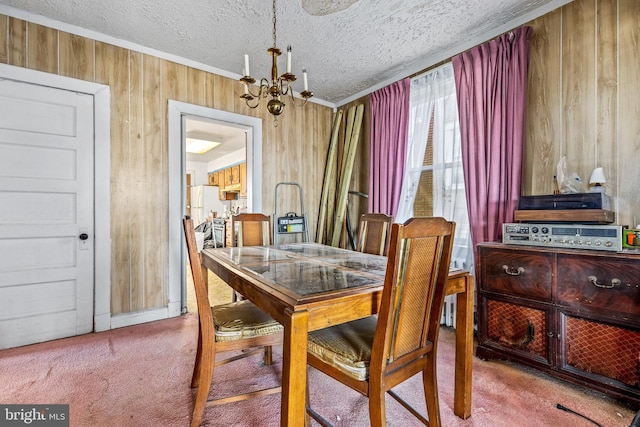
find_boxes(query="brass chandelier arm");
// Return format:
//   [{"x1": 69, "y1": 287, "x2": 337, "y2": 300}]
[
  {"x1": 286, "y1": 89, "x2": 314, "y2": 107},
  {"x1": 279, "y1": 78, "x2": 292, "y2": 96},
  {"x1": 240, "y1": 78, "x2": 273, "y2": 107},
  {"x1": 240, "y1": 94, "x2": 261, "y2": 109}
]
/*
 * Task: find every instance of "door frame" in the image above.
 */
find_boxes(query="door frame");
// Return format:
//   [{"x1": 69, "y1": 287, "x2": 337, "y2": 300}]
[
  {"x1": 167, "y1": 101, "x2": 262, "y2": 315},
  {"x1": 0, "y1": 63, "x2": 111, "y2": 332}
]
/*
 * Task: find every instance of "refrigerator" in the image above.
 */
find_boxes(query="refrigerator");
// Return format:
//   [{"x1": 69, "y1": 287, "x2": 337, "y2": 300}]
[{"x1": 190, "y1": 185, "x2": 225, "y2": 226}]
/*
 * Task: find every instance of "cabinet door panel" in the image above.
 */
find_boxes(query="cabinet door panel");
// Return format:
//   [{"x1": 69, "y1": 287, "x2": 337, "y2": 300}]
[
  {"x1": 479, "y1": 247, "x2": 553, "y2": 302},
  {"x1": 224, "y1": 168, "x2": 232, "y2": 187},
  {"x1": 482, "y1": 298, "x2": 551, "y2": 364},
  {"x1": 240, "y1": 162, "x2": 247, "y2": 198},
  {"x1": 561, "y1": 313, "x2": 640, "y2": 388},
  {"x1": 209, "y1": 171, "x2": 219, "y2": 186},
  {"x1": 231, "y1": 165, "x2": 240, "y2": 184}
]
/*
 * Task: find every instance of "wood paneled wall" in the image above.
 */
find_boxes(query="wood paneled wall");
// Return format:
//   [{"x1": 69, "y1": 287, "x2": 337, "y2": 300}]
[
  {"x1": 0, "y1": 15, "x2": 333, "y2": 315},
  {"x1": 525, "y1": 0, "x2": 640, "y2": 227},
  {"x1": 348, "y1": 0, "x2": 640, "y2": 229}
]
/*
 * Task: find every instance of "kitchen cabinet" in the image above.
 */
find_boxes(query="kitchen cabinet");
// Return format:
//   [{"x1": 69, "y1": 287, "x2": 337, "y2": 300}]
[
  {"x1": 240, "y1": 162, "x2": 247, "y2": 198},
  {"x1": 215, "y1": 163, "x2": 246, "y2": 200},
  {"x1": 476, "y1": 242, "x2": 640, "y2": 407},
  {"x1": 231, "y1": 165, "x2": 240, "y2": 186},
  {"x1": 208, "y1": 171, "x2": 219, "y2": 186},
  {"x1": 223, "y1": 167, "x2": 232, "y2": 188},
  {"x1": 223, "y1": 165, "x2": 241, "y2": 187}
]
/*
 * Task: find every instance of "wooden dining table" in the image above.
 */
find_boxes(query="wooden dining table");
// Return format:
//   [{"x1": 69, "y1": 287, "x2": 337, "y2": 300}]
[{"x1": 200, "y1": 242, "x2": 473, "y2": 426}]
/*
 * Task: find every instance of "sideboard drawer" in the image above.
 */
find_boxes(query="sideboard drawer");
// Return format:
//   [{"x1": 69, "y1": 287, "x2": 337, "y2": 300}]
[
  {"x1": 479, "y1": 246, "x2": 553, "y2": 302},
  {"x1": 557, "y1": 254, "x2": 640, "y2": 322}
]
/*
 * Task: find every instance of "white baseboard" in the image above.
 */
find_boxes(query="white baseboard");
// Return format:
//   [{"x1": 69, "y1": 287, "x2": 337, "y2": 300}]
[
  {"x1": 94, "y1": 313, "x2": 111, "y2": 332},
  {"x1": 168, "y1": 300, "x2": 183, "y2": 317},
  {"x1": 109, "y1": 308, "x2": 171, "y2": 330}
]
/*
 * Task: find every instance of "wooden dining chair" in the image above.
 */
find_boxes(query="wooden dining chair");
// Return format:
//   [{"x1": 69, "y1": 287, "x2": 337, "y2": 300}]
[
  {"x1": 183, "y1": 216, "x2": 283, "y2": 427},
  {"x1": 356, "y1": 213, "x2": 393, "y2": 256},
  {"x1": 230, "y1": 213, "x2": 272, "y2": 303},
  {"x1": 306, "y1": 217, "x2": 456, "y2": 427},
  {"x1": 232, "y1": 213, "x2": 271, "y2": 247}
]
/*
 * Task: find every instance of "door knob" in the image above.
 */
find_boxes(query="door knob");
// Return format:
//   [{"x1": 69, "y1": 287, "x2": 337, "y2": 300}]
[{"x1": 79, "y1": 233, "x2": 89, "y2": 240}]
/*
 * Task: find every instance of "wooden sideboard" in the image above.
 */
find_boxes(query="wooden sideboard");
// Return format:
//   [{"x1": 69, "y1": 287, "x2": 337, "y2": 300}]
[{"x1": 476, "y1": 242, "x2": 640, "y2": 407}]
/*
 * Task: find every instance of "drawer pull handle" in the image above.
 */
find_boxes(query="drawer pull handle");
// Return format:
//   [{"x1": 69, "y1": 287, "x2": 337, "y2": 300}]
[
  {"x1": 502, "y1": 265, "x2": 525, "y2": 276},
  {"x1": 587, "y1": 275, "x2": 621, "y2": 289},
  {"x1": 527, "y1": 322, "x2": 535, "y2": 342}
]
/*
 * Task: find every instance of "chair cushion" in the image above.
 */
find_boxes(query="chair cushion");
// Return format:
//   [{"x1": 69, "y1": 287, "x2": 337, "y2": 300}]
[
  {"x1": 212, "y1": 300, "x2": 283, "y2": 342},
  {"x1": 307, "y1": 316, "x2": 378, "y2": 381}
]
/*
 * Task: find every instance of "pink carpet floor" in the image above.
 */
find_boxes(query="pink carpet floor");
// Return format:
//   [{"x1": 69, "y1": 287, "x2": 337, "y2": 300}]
[{"x1": 0, "y1": 314, "x2": 636, "y2": 426}]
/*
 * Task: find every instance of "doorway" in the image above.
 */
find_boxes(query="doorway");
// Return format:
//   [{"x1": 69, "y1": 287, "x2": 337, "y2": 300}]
[
  {"x1": 167, "y1": 101, "x2": 262, "y2": 316},
  {"x1": 184, "y1": 115, "x2": 247, "y2": 224},
  {"x1": 183, "y1": 116, "x2": 248, "y2": 312}
]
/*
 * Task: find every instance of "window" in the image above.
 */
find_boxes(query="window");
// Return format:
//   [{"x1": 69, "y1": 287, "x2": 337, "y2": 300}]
[
  {"x1": 397, "y1": 63, "x2": 473, "y2": 272},
  {"x1": 414, "y1": 113, "x2": 472, "y2": 271}
]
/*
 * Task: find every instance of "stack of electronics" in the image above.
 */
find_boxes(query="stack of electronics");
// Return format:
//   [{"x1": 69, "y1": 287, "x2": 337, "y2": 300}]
[{"x1": 503, "y1": 192, "x2": 625, "y2": 252}]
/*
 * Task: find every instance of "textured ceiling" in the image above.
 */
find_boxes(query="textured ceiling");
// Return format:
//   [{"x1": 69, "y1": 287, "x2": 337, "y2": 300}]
[{"x1": 0, "y1": 0, "x2": 566, "y2": 105}]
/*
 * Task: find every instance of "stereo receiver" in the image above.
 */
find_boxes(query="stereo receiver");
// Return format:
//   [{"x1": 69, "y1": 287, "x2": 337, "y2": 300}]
[{"x1": 502, "y1": 223, "x2": 624, "y2": 252}]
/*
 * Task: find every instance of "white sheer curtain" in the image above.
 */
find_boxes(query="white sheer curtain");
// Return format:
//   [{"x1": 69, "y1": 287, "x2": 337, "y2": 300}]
[
  {"x1": 395, "y1": 70, "x2": 436, "y2": 224},
  {"x1": 397, "y1": 63, "x2": 473, "y2": 327},
  {"x1": 430, "y1": 66, "x2": 473, "y2": 273}
]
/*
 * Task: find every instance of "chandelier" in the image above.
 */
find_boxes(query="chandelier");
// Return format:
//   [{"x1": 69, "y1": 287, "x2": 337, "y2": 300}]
[{"x1": 239, "y1": 0, "x2": 313, "y2": 126}]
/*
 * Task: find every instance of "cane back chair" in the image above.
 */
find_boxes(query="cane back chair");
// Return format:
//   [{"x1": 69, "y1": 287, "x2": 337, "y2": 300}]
[
  {"x1": 356, "y1": 213, "x2": 393, "y2": 256},
  {"x1": 306, "y1": 217, "x2": 456, "y2": 427}
]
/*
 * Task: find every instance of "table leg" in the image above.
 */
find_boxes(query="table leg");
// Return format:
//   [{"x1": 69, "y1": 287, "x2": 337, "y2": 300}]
[
  {"x1": 280, "y1": 308, "x2": 309, "y2": 427},
  {"x1": 453, "y1": 275, "x2": 474, "y2": 419}
]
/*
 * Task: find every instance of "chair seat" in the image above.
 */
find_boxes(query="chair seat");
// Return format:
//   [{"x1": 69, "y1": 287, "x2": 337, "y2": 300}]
[
  {"x1": 307, "y1": 316, "x2": 378, "y2": 381},
  {"x1": 213, "y1": 300, "x2": 283, "y2": 342}
]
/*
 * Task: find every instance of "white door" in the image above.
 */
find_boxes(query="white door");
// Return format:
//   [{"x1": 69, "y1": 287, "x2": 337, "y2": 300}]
[{"x1": 0, "y1": 79, "x2": 94, "y2": 349}]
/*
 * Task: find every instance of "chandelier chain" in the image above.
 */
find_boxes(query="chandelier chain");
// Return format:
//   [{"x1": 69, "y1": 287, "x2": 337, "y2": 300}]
[{"x1": 272, "y1": 0, "x2": 277, "y2": 48}]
